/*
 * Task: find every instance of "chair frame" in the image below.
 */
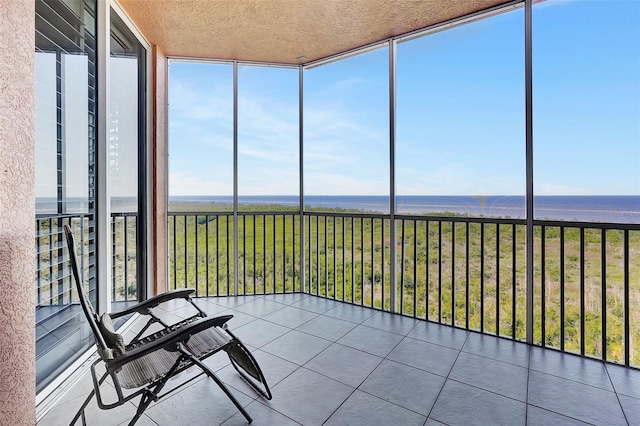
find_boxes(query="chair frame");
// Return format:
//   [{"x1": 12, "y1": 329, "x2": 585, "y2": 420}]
[{"x1": 63, "y1": 225, "x2": 271, "y2": 425}]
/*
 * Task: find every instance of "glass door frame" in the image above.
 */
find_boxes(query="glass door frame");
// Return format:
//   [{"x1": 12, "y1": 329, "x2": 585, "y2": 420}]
[{"x1": 96, "y1": 0, "x2": 153, "y2": 314}]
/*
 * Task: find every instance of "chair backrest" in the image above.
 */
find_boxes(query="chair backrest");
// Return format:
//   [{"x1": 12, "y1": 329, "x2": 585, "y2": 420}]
[{"x1": 63, "y1": 224, "x2": 110, "y2": 356}]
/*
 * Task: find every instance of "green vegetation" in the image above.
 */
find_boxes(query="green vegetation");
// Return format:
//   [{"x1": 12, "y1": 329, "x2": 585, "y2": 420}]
[
  {"x1": 165, "y1": 202, "x2": 639, "y2": 366},
  {"x1": 36, "y1": 215, "x2": 139, "y2": 305},
  {"x1": 112, "y1": 216, "x2": 139, "y2": 300},
  {"x1": 36, "y1": 216, "x2": 94, "y2": 305},
  {"x1": 34, "y1": 206, "x2": 640, "y2": 366}
]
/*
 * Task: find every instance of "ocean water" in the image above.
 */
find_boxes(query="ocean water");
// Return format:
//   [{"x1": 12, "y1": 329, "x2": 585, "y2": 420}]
[{"x1": 166, "y1": 195, "x2": 640, "y2": 224}]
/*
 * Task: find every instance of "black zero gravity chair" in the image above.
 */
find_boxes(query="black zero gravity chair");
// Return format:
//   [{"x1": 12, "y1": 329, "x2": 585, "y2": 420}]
[{"x1": 63, "y1": 225, "x2": 271, "y2": 425}]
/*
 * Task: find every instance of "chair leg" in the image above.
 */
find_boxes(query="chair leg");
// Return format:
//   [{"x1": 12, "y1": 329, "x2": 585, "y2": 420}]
[
  {"x1": 126, "y1": 359, "x2": 183, "y2": 425},
  {"x1": 179, "y1": 345, "x2": 253, "y2": 424},
  {"x1": 70, "y1": 363, "x2": 110, "y2": 425},
  {"x1": 127, "y1": 390, "x2": 155, "y2": 426},
  {"x1": 69, "y1": 388, "x2": 96, "y2": 425}
]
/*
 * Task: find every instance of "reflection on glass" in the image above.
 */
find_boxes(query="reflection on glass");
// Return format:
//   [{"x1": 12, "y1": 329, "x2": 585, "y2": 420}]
[
  {"x1": 36, "y1": 53, "x2": 90, "y2": 214},
  {"x1": 34, "y1": 0, "x2": 97, "y2": 393},
  {"x1": 35, "y1": 52, "x2": 57, "y2": 215},
  {"x1": 109, "y1": 9, "x2": 146, "y2": 307},
  {"x1": 110, "y1": 10, "x2": 144, "y2": 213},
  {"x1": 396, "y1": 9, "x2": 524, "y2": 218},
  {"x1": 109, "y1": 56, "x2": 138, "y2": 211},
  {"x1": 304, "y1": 47, "x2": 390, "y2": 212},
  {"x1": 64, "y1": 54, "x2": 89, "y2": 212}
]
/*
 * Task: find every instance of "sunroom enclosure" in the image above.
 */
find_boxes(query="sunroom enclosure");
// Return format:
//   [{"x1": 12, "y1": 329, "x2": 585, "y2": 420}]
[
  {"x1": 33, "y1": 0, "x2": 640, "y2": 402},
  {"x1": 165, "y1": 0, "x2": 639, "y2": 369}
]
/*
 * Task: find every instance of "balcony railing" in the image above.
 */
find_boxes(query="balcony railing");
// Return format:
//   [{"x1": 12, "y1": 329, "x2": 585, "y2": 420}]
[
  {"x1": 35, "y1": 212, "x2": 139, "y2": 308},
  {"x1": 168, "y1": 211, "x2": 301, "y2": 296},
  {"x1": 35, "y1": 212, "x2": 139, "y2": 390},
  {"x1": 34, "y1": 211, "x2": 637, "y2": 369},
  {"x1": 168, "y1": 210, "x2": 639, "y2": 368},
  {"x1": 35, "y1": 214, "x2": 94, "y2": 308},
  {"x1": 111, "y1": 212, "x2": 139, "y2": 302}
]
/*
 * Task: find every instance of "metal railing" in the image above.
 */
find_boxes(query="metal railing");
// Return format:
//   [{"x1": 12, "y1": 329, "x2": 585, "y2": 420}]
[
  {"x1": 168, "y1": 211, "x2": 301, "y2": 296},
  {"x1": 168, "y1": 210, "x2": 639, "y2": 367},
  {"x1": 532, "y1": 220, "x2": 639, "y2": 366},
  {"x1": 35, "y1": 214, "x2": 93, "y2": 307},
  {"x1": 35, "y1": 212, "x2": 138, "y2": 308},
  {"x1": 305, "y1": 212, "x2": 392, "y2": 309},
  {"x1": 37, "y1": 211, "x2": 638, "y2": 366},
  {"x1": 111, "y1": 212, "x2": 139, "y2": 302}
]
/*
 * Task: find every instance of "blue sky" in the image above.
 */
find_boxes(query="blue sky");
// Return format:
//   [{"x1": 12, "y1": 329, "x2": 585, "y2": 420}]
[{"x1": 168, "y1": 0, "x2": 640, "y2": 198}]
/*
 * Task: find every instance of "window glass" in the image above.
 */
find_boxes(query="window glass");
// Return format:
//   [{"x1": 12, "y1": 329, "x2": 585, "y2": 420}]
[
  {"x1": 109, "y1": 9, "x2": 147, "y2": 305},
  {"x1": 110, "y1": 9, "x2": 145, "y2": 213},
  {"x1": 396, "y1": 9, "x2": 525, "y2": 218},
  {"x1": 304, "y1": 47, "x2": 390, "y2": 213},
  {"x1": 168, "y1": 62, "x2": 234, "y2": 211},
  {"x1": 533, "y1": 0, "x2": 640, "y2": 223},
  {"x1": 533, "y1": 0, "x2": 640, "y2": 364},
  {"x1": 34, "y1": 0, "x2": 97, "y2": 392},
  {"x1": 238, "y1": 65, "x2": 299, "y2": 211}
]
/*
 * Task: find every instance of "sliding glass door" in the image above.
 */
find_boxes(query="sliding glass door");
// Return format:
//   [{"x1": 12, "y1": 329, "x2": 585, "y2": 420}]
[
  {"x1": 109, "y1": 8, "x2": 148, "y2": 307},
  {"x1": 35, "y1": 0, "x2": 149, "y2": 393},
  {"x1": 35, "y1": 0, "x2": 98, "y2": 392}
]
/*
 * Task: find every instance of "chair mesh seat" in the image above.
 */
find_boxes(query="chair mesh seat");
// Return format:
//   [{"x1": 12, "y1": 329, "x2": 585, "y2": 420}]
[
  {"x1": 115, "y1": 322, "x2": 233, "y2": 389},
  {"x1": 117, "y1": 348, "x2": 183, "y2": 389},
  {"x1": 185, "y1": 327, "x2": 233, "y2": 357}
]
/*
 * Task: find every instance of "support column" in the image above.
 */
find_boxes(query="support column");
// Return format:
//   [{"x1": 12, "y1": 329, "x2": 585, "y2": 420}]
[
  {"x1": 152, "y1": 45, "x2": 168, "y2": 295},
  {"x1": 0, "y1": 0, "x2": 36, "y2": 424}
]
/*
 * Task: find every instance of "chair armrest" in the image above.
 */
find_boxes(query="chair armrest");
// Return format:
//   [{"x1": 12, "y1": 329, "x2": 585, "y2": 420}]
[
  {"x1": 108, "y1": 315, "x2": 234, "y2": 372},
  {"x1": 110, "y1": 289, "x2": 197, "y2": 319}
]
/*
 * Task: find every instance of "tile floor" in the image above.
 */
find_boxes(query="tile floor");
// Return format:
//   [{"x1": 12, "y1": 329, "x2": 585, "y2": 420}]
[{"x1": 38, "y1": 293, "x2": 639, "y2": 426}]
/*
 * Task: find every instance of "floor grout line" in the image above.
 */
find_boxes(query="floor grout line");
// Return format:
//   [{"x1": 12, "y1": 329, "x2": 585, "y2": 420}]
[{"x1": 39, "y1": 294, "x2": 638, "y2": 426}]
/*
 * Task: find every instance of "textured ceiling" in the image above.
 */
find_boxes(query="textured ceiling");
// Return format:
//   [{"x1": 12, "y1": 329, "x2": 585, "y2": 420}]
[{"x1": 117, "y1": 0, "x2": 513, "y2": 65}]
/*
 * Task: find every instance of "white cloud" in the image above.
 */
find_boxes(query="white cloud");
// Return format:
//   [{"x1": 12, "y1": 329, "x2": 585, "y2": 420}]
[
  {"x1": 239, "y1": 168, "x2": 299, "y2": 195},
  {"x1": 170, "y1": 78, "x2": 234, "y2": 124},
  {"x1": 397, "y1": 159, "x2": 526, "y2": 196},
  {"x1": 535, "y1": 182, "x2": 592, "y2": 196},
  {"x1": 170, "y1": 69, "x2": 300, "y2": 196},
  {"x1": 304, "y1": 171, "x2": 388, "y2": 195},
  {"x1": 169, "y1": 173, "x2": 232, "y2": 196},
  {"x1": 236, "y1": 95, "x2": 298, "y2": 165}
]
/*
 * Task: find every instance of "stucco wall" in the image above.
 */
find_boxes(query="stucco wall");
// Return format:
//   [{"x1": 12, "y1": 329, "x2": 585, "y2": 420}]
[
  {"x1": 0, "y1": 0, "x2": 36, "y2": 424},
  {"x1": 152, "y1": 45, "x2": 168, "y2": 295}
]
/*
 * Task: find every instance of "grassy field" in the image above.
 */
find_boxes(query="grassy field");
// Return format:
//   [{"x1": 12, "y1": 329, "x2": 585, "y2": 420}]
[{"x1": 167, "y1": 202, "x2": 640, "y2": 365}]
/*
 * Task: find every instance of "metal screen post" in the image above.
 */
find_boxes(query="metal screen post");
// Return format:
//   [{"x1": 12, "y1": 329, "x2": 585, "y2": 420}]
[
  {"x1": 389, "y1": 40, "x2": 398, "y2": 313},
  {"x1": 299, "y1": 65, "x2": 305, "y2": 294},
  {"x1": 525, "y1": 0, "x2": 534, "y2": 344},
  {"x1": 233, "y1": 61, "x2": 239, "y2": 295}
]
